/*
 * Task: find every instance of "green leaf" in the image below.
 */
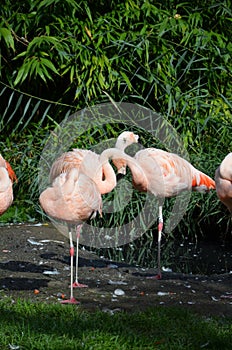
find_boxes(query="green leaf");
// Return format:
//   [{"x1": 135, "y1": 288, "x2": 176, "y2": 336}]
[
  {"x1": 13, "y1": 51, "x2": 27, "y2": 60},
  {"x1": 35, "y1": 63, "x2": 50, "y2": 82},
  {"x1": 27, "y1": 36, "x2": 60, "y2": 51},
  {"x1": 40, "y1": 58, "x2": 59, "y2": 75},
  {"x1": 14, "y1": 66, "x2": 27, "y2": 86},
  {"x1": 70, "y1": 66, "x2": 75, "y2": 83},
  {"x1": 120, "y1": 71, "x2": 132, "y2": 90},
  {"x1": 0, "y1": 28, "x2": 15, "y2": 51}
]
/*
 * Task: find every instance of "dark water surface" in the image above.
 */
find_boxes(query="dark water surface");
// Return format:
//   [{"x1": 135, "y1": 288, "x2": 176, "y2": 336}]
[
  {"x1": 100, "y1": 235, "x2": 232, "y2": 276},
  {"x1": 160, "y1": 238, "x2": 232, "y2": 275}
]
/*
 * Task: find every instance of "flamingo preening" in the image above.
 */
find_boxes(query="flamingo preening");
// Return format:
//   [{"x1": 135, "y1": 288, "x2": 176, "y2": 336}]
[
  {"x1": 113, "y1": 143, "x2": 215, "y2": 278},
  {"x1": 39, "y1": 132, "x2": 138, "y2": 303}
]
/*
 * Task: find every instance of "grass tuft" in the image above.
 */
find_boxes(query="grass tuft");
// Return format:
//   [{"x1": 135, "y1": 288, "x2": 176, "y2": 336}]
[{"x1": 0, "y1": 298, "x2": 231, "y2": 349}]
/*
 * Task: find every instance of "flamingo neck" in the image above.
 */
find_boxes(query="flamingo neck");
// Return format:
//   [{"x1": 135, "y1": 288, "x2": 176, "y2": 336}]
[
  {"x1": 96, "y1": 148, "x2": 119, "y2": 194},
  {"x1": 220, "y1": 153, "x2": 232, "y2": 180},
  {"x1": 101, "y1": 148, "x2": 148, "y2": 192},
  {"x1": 115, "y1": 138, "x2": 127, "y2": 151},
  {"x1": 126, "y1": 157, "x2": 148, "y2": 191}
]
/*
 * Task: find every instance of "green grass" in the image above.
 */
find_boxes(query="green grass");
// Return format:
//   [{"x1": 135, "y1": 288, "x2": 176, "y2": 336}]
[{"x1": 0, "y1": 298, "x2": 231, "y2": 349}]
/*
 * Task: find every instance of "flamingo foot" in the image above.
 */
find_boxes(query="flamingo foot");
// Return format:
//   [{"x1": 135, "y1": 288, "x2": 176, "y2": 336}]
[
  {"x1": 146, "y1": 273, "x2": 162, "y2": 280},
  {"x1": 61, "y1": 297, "x2": 80, "y2": 304},
  {"x1": 73, "y1": 281, "x2": 88, "y2": 288}
]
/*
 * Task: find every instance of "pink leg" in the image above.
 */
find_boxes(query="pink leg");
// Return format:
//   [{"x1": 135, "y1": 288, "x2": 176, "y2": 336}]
[
  {"x1": 73, "y1": 225, "x2": 88, "y2": 288},
  {"x1": 147, "y1": 205, "x2": 163, "y2": 280},
  {"x1": 61, "y1": 230, "x2": 80, "y2": 304}
]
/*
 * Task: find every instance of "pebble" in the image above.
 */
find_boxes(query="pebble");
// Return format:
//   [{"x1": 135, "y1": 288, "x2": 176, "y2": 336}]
[{"x1": 113, "y1": 288, "x2": 125, "y2": 296}]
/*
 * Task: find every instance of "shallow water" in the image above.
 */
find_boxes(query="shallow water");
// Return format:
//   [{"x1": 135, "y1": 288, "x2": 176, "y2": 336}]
[
  {"x1": 157, "y1": 238, "x2": 232, "y2": 275},
  {"x1": 98, "y1": 236, "x2": 232, "y2": 276},
  {"x1": 135, "y1": 239, "x2": 232, "y2": 275}
]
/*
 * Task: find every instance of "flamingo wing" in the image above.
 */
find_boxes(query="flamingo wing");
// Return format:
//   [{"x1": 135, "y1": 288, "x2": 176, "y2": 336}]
[
  {"x1": 40, "y1": 169, "x2": 102, "y2": 223},
  {"x1": 134, "y1": 149, "x2": 190, "y2": 197},
  {"x1": 135, "y1": 148, "x2": 215, "y2": 197},
  {"x1": 49, "y1": 149, "x2": 93, "y2": 183}
]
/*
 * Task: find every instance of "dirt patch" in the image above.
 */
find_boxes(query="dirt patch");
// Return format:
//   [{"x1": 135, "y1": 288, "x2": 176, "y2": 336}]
[{"x1": 0, "y1": 224, "x2": 231, "y2": 317}]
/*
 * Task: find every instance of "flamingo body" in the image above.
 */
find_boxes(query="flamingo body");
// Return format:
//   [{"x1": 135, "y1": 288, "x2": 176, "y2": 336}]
[
  {"x1": 0, "y1": 155, "x2": 17, "y2": 216},
  {"x1": 113, "y1": 145, "x2": 215, "y2": 278},
  {"x1": 39, "y1": 168, "x2": 102, "y2": 303},
  {"x1": 132, "y1": 148, "x2": 215, "y2": 197},
  {"x1": 39, "y1": 131, "x2": 138, "y2": 302},
  {"x1": 215, "y1": 153, "x2": 232, "y2": 213},
  {"x1": 40, "y1": 168, "x2": 102, "y2": 223}
]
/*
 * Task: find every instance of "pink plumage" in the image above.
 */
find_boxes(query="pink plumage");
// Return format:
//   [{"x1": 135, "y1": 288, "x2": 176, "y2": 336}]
[
  {"x1": 113, "y1": 144, "x2": 215, "y2": 279},
  {"x1": 0, "y1": 155, "x2": 17, "y2": 216},
  {"x1": 215, "y1": 153, "x2": 232, "y2": 213},
  {"x1": 39, "y1": 131, "x2": 138, "y2": 303}
]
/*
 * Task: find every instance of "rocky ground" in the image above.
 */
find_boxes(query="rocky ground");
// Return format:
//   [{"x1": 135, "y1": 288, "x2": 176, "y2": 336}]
[{"x1": 0, "y1": 223, "x2": 232, "y2": 317}]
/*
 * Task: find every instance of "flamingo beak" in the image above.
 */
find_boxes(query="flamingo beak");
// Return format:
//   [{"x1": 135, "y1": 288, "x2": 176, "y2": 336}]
[
  {"x1": 117, "y1": 165, "x2": 127, "y2": 175},
  {"x1": 134, "y1": 134, "x2": 139, "y2": 143}
]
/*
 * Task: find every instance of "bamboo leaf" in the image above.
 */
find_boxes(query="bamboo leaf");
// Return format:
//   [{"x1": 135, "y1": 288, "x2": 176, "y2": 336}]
[
  {"x1": 13, "y1": 51, "x2": 27, "y2": 60},
  {"x1": 12, "y1": 97, "x2": 32, "y2": 134},
  {"x1": 35, "y1": 65, "x2": 49, "y2": 82},
  {"x1": 39, "y1": 64, "x2": 53, "y2": 80},
  {"x1": 14, "y1": 66, "x2": 27, "y2": 86},
  {"x1": 27, "y1": 36, "x2": 60, "y2": 52},
  {"x1": 40, "y1": 58, "x2": 59, "y2": 75},
  {"x1": 5, "y1": 94, "x2": 23, "y2": 128},
  {"x1": 0, "y1": 86, "x2": 7, "y2": 97},
  {"x1": 70, "y1": 66, "x2": 74, "y2": 83},
  {"x1": 0, "y1": 28, "x2": 15, "y2": 51},
  {"x1": 2, "y1": 91, "x2": 15, "y2": 121}
]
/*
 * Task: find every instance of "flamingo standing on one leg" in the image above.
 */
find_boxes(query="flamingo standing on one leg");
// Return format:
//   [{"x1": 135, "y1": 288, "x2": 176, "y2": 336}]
[
  {"x1": 113, "y1": 145, "x2": 215, "y2": 279},
  {"x1": 0, "y1": 154, "x2": 17, "y2": 216},
  {"x1": 215, "y1": 152, "x2": 232, "y2": 213},
  {"x1": 39, "y1": 168, "x2": 102, "y2": 304},
  {"x1": 48, "y1": 131, "x2": 138, "y2": 289}
]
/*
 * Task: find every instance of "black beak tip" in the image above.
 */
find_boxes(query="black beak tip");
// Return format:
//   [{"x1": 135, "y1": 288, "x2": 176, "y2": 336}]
[{"x1": 116, "y1": 173, "x2": 125, "y2": 181}]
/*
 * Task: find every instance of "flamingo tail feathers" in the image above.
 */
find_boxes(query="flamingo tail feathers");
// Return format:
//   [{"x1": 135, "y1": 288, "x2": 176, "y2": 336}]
[
  {"x1": 192, "y1": 171, "x2": 215, "y2": 192},
  {"x1": 6, "y1": 161, "x2": 18, "y2": 183}
]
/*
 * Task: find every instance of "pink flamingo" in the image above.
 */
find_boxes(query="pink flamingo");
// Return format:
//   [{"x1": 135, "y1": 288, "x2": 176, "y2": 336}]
[
  {"x1": 215, "y1": 153, "x2": 232, "y2": 213},
  {"x1": 49, "y1": 131, "x2": 138, "y2": 288},
  {"x1": 39, "y1": 132, "x2": 138, "y2": 303},
  {"x1": 113, "y1": 145, "x2": 216, "y2": 279},
  {"x1": 39, "y1": 168, "x2": 102, "y2": 304},
  {"x1": 0, "y1": 154, "x2": 17, "y2": 216},
  {"x1": 49, "y1": 131, "x2": 138, "y2": 187}
]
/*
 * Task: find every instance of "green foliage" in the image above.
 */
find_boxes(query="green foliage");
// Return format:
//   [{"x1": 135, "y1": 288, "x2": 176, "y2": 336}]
[
  {"x1": 14, "y1": 37, "x2": 60, "y2": 85},
  {"x1": 1, "y1": 0, "x2": 231, "y2": 105},
  {"x1": 0, "y1": 27, "x2": 15, "y2": 51}
]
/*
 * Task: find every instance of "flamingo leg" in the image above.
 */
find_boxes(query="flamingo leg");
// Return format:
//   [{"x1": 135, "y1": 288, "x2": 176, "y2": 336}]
[
  {"x1": 157, "y1": 205, "x2": 163, "y2": 279},
  {"x1": 147, "y1": 205, "x2": 163, "y2": 280},
  {"x1": 61, "y1": 229, "x2": 80, "y2": 304},
  {"x1": 73, "y1": 225, "x2": 88, "y2": 288}
]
